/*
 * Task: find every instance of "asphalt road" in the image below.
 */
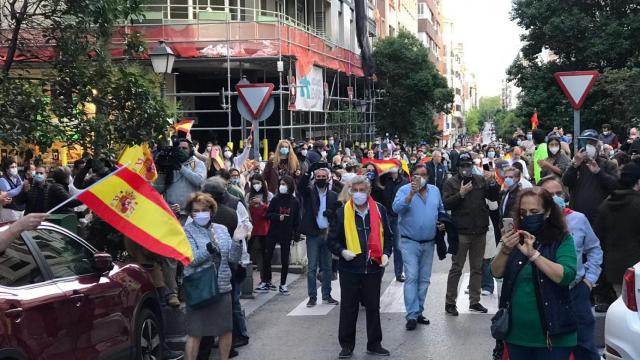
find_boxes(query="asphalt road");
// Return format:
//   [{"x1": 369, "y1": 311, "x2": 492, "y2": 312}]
[{"x1": 233, "y1": 258, "x2": 498, "y2": 360}]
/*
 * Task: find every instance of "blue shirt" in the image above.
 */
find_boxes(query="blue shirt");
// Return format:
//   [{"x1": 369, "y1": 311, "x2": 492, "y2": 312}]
[
  {"x1": 316, "y1": 187, "x2": 329, "y2": 230},
  {"x1": 392, "y1": 183, "x2": 444, "y2": 241},
  {"x1": 565, "y1": 211, "x2": 603, "y2": 285}
]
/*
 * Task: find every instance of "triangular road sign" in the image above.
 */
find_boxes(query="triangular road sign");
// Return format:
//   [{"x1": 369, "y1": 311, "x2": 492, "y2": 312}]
[
  {"x1": 235, "y1": 83, "x2": 274, "y2": 119},
  {"x1": 554, "y1": 71, "x2": 599, "y2": 110}
]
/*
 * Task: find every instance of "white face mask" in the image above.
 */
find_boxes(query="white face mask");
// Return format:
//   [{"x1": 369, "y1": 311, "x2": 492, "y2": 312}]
[
  {"x1": 301, "y1": 149, "x2": 308, "y2": 157},
  {"x1": 320, "y1": 151, "x2": 327, "y2": 158},
  {"x1": 193, "y1": 211, "x2": 211, "y2": 226},
  {"x1": 278, "y1": 185, "x2": 288, "y2": 194},
  {"x1": 549, "y1": 146, "x2": 560, "y2": 155},
  {"x1": 585, "y1": 144, "x2": 597, "y2": 159},
  {"x1": 8, "y1": 168, "x2": 17, "y2": 176},
  {"x1": 253, "y1": 183, "x2": 263, "y2": 192},
  {"x1": 352, "y1": 191, "x2": 368, "y2": 206},
  {"x1": 224, "y1": 151, "x2": 233, "y2": 158},
  {"x1": 206, "y1": 146, "x2": 212, "y2": 152}
]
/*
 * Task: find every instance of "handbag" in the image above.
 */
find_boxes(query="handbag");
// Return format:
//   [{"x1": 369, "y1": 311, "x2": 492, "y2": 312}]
[
  {"x1": 490, "y1": 303, "x2": 510, "y2": 340},
  {"x1": 183, "y1": 226, "x2": 221, "y2": 309}
]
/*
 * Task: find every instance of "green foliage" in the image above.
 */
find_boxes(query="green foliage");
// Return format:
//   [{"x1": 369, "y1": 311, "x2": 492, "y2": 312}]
[
  {"x1": 373, "y1": 30, "x2": 453, "y2": 142},
  {"x1": 494, "y1": 111, "x2": 523, "y2": 141},
  {"x1": 0, "y1": 0, "x2": 172, "y2": 156},
  {"x1": 509, "y1": 0, "x2": 640, "y2": 136},
  {"x1": 464, "y1": 108, "x2": 481, "y2": 135}
]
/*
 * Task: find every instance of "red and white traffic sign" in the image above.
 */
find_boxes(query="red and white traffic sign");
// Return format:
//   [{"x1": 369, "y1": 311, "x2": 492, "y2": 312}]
[
  {"x1": 554, "y1": 71, "x2": 599, "y2": 110},
  {"x1": 235, "y1": 83, "x2": 274, "y2": 119}
]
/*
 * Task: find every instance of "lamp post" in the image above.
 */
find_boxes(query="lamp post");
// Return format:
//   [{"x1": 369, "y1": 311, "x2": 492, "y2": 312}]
[{"x1": 149, "y1": 40, "x2": 175, "y2": 99}]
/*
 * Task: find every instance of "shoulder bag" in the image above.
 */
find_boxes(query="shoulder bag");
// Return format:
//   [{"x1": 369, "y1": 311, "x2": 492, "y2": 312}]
[{"x1": 183, "y1": 227, "x2": 220, "y2": 309}]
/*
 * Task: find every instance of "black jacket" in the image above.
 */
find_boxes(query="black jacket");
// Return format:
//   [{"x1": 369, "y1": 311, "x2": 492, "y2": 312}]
[
  {"x1": 594, "y1": 189, "x2": 640, "y2": 285},
  {"x1": 562, "y1": 157, "x2": 618, "y2": 224},
  {"x1": 443, "y1": 174, "x2": 499, "y2": 235},
  {"x1": 435, "y1": 212, "x2": 459, "y2": 260},
  {"x1": 380, "y1": 174, "x2": 408, "y2": 217},
  {"x1": 499, "y1": 186, "x2": 521, "y2": 220},
  {"x1": 298, "y1": 172, "x2": 339, "y2": 236},
  {"x1": 449, "y1": 149, "x2": 460, "y2": 174},
  {"x1": 47, "y1": 182, "x2": 82, "y2": 214},
  {"x1": 25, "y1": 182, "x2": 49, "y2": 215},
  {"x1": 214, "y1": 203, "x2": 238, "y2": 236},
  {"x1": 267, "y1": 193, "x2": 300, "y2": 241},
  {"x1": 426, "y1": 160, "x2": 446, "y2": 191},
  {"x1": 328, "y1": 202, "x2": 393, "y2": 273}
]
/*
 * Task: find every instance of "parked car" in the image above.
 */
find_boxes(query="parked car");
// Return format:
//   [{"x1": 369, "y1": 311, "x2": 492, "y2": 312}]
[
  {"x1": 0, "y1": 221, "x2": 164, "y2": 360},
  {"x1": 604, "y1": 261, "x2": 640, "y2": 359}
]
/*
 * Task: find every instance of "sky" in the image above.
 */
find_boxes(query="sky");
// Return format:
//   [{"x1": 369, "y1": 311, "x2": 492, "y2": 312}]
[{"x1": 442, "y1": 0, "x2": 523, "y2": 98}]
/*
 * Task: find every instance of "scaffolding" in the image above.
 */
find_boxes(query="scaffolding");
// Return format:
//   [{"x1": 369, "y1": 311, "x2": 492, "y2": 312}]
[{"x1": 118, "y1": 2, "x2": 378, "y2": 147}]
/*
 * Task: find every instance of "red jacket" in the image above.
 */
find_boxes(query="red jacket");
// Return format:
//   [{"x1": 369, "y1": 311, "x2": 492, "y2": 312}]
[{"x1": 250, "y1": 202, "x2": 270, "y2": 236}]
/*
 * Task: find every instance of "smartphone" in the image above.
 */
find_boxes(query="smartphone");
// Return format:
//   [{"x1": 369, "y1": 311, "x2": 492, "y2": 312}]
[
  {"x1": 518, "y1": 231, "x2": 525, "y2": 245},
  {"x1": 502, "y1": 218, "x2": 515, "y2": 234}
]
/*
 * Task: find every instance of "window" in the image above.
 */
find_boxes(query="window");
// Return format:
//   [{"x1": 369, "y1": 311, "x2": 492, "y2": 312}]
[
  {"x1": 455, "y1": 88, "x2": 461, "y2": 95},
  {"x1": 29, "y1": 229, "x2": 94, "y2": 279},
  {"x1": 455, "y1": 105, "x2": 462, "y2": 112},
  {"x1": 0, "y1": 238, "x2": 44, "y2": 287},
  {"x1": 417, "y1": 3, "x2": 427, "y2": 18}
]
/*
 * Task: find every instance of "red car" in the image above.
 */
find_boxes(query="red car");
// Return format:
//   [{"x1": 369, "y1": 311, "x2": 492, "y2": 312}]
[{"x1": 0, "y1": 221, "x2": 165, "y2": 360}]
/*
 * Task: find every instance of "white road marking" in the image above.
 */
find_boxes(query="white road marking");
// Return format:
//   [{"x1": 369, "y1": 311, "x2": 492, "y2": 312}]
[
  {"x1": 455, "y1": 273, "x2": 499, "y2": 315},
  {"x1": 287, "y1": 279, "x2": 341, "y2": 316}
]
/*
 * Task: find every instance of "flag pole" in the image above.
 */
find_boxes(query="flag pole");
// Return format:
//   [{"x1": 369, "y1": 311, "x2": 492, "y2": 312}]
[{"x1": 46, "y1": 163, "x2": 130, "y2": 215}]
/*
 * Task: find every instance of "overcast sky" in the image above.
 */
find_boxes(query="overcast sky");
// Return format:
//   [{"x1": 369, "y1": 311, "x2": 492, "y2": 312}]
[{"x1": 442, "y1": 0, "x2": 523, "y2": 98}]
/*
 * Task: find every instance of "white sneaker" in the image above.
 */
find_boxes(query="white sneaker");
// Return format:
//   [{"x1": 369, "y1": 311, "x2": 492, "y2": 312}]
[
  {"x1": 279, "y1": 285, "x2": 290, "y2": 296},
  {"x1": 255, "y1": 282, "x2": 269, "y2": 292},
  {"x1": 481, "y1": 289, "x2": 493, "y2": 296}
]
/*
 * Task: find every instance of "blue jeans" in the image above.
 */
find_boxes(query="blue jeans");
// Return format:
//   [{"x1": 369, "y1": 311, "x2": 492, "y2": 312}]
[
  {"x1": 482, "y1": 258, "x2": 494, "y2": 293},
  {"x1": 306, "y1": 234, "x2": 332, "y2": 299},
  {"x1": 506, "y1": 343, "x2": 573, "y2": 359},
  {"x1": 232, "y1": 277, "x2": 249, "y2": 340},
  {"x1": 571, "y1": 281, "x2": 599, "y2": 360},
  {"x1": 400, "y1": 239, "x2": 435, "y2": 320},
  {"x1": 388, "y1": 215, "x2": 404, "y2": 277}
]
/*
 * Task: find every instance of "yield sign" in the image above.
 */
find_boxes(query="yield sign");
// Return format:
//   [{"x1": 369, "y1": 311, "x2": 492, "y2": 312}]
[
  {"x1": 554, "y1": 71, "x2": 599, "y2": 110},
  {"x1": 235, "y1": 83, "x2": 274, "y2": 119}
]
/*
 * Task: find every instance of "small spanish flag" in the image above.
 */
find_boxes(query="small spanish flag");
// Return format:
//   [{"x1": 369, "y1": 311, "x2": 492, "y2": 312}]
[
  {"x1": 77, "y1": 167, "x2": 193, "y2": 265},
  {"x1": 175, "y1": 119, "x2": 194, "y2": 134},
  {"x1": 117, "y1": 144, "x2": 158, "y2": 182},
  {"x1": 531, "y1": 111, "x2": 539, "y2": 129},
  {"x1": 362, "y1": 158, "x2": 410, "y2": 176}
]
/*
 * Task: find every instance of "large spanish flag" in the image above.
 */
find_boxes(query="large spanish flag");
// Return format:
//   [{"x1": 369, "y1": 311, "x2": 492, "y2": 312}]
[
  {"x1": 77, "y1": 167, "x2": 193, "y2": 265},
  {"x1": 117, "y1": 144, "x2": 158, "y2": 182},
  {"x1": 362, "y1": 158, "x2": 410, "y2": 176}
]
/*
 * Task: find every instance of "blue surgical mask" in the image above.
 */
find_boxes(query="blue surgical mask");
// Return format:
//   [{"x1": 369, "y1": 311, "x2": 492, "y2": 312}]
[
  {"x1": 553, "y1": 195, "x2": 566, "y2": 210},
  {"x1": 367, "y1": 171, "x2": 376, "y2": 181},
  {"x1": 527, "y1": 134, "x2": 533, "y2": 141},
  {"x1": 34, "y1": 174, "x2": 46, "y2": 183},
  {"x1": 231, "y1": 178, "x2": 240, "y2": 186},
  {"x1": 279, "y1": 147, "x2": 289, "y2": 156},
  {"x1": 487, "y1": 151, "x2": 495, "y2": 158},
  {"x1": 193, "y1": 211, "x2": 211, "y2": 227},
  {"x1": 504, "y1": 177, "x2": 515, "y2": 188},
  {"x1": 352, "y1": 192, "x2": 368, "y2": 206},
  {"x1": 520, "y1": 213, "x2": 546, "y2": 233}
]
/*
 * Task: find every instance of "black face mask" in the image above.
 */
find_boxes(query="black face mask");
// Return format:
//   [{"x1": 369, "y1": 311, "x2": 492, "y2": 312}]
[
  {"x1": 460, "y1": 167, "x2": 472, "y2": 178},
  {"x1": 315, "y1": 179, "x2": 327, "y2": 188}
]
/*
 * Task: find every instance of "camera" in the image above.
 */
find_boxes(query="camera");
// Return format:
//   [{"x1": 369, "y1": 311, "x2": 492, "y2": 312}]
[{"x1": 154, "y1": 145, "x2": 182, "y2": 173}]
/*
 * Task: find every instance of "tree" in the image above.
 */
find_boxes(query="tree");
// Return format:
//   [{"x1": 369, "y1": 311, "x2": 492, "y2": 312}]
[
  {"x1": 464, "y1": 108, "x2": 481, "y2": 135},
  {"x1": 0, "y1": 0, "x2": 171, "y2": 158},
  {"x1": 509, "y1": 0, "x2": 640, "y2": 137},
  {"x1": 373, "y1": 30, "x2": 453, "y2": 142}
]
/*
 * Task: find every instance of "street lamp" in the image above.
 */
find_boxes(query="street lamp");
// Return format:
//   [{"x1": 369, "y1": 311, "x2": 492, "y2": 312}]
[{"x1": 149, "y1": 40, "x2": 175, "y2": 99}]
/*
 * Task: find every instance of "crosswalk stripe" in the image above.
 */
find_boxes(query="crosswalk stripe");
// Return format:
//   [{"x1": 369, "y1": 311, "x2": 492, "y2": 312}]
[
  {"x1": 287, "y1": 279, "x2": 341, "y2": 316},
  {"x1": 455, "y1": 273, "x2": 499, "y2": 315},
  {"x1": 379, "y1": 278, "x2": 405, "y2": 313}
]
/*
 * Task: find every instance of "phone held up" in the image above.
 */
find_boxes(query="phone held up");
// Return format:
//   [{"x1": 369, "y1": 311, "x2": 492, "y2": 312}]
[{"x1": 502, "y1": 218, "x2": 525, "y2": 245}]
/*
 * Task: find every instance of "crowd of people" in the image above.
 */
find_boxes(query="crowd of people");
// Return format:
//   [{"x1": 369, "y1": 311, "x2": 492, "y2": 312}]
[{"x1": 0, "y1": 123, "x2": 639, "y2": 360}]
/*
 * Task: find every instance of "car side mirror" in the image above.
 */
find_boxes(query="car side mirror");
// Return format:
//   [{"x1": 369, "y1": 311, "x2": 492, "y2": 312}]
[{"x1": 92, "y1": 252, "x2": 113, "y2": 274}]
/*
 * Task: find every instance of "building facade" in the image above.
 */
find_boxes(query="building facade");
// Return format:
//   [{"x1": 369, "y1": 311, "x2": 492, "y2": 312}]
[
  {"x1": 375, "y1": 0, "x2": 419, "y2": 38},
  {"x1": 417, "y1": 0, "x2": 444, "y2": 74}
]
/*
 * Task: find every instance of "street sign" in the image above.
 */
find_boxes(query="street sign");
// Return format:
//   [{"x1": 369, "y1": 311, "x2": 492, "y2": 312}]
[
  {"x1": 237, "y1": 97, "x2": 275, "y2": 122},
  {"x1": 554, "y1": 70, "x2": 600, "y2": 153},
  {"x1": 554, "y1": 71, "x2": 599, "y2": 110},
  {"x1": 235, "y1": 83, "x2": 275, "y2": 119}
]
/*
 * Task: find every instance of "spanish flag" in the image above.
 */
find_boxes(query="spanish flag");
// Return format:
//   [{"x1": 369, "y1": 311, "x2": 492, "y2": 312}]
[
  {"x1": 362, "y1": 158, "x2": 410, "y2": 176},
  {"x1": 175, "y1": 119, "x2": 194, "y2": 133},
  {"x1": 77, "y1": 167, "x2": 193, "y2": 265},
  {"x1": 531, "y1": 111, "x2": 539, "y2": 129},
  {"x1": 117, "y1": 144, "x2": 158, "y2": 182}
]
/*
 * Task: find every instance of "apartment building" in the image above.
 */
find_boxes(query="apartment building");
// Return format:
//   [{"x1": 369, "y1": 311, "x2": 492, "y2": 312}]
[
  {"x1": 375, "y1": 0, "x2": 419, "y2": 38},
  {"x1": 417, "y1": 0, "x2": 444, "y2": 74}
]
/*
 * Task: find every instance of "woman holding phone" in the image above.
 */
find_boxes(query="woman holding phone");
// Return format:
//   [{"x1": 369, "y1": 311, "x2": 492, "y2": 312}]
[{"x1": 491, "y1": 187, "x2": 577, "y2": 359}]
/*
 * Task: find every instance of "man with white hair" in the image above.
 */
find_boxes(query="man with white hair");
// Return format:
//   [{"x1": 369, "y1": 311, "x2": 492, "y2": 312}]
[
  {"x1": 299, "y1": 162, "x2": 340, "y2": 307},
  {"x1": 329, "y1": 175, "x2": 393, "y2": 358}
]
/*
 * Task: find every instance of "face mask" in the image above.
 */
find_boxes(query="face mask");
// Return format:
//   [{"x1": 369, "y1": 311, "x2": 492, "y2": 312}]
[
  {"x1": 8, "y1": 168, "x2": 17, "y2": 176},
  {"x1": 472, "y1": 166, "x2": 483, "y2": 176},
  {"x1": 352, "y1": 192, "x2": 368, "y2": 206},
  {"x1": 34, "y1": 174, "x2": 46, "y2": 183},
  {"x1": 520, "y1": 213, "x2": 546, "y2": 233},
  {"x1": 549, "y1": 146, "x2": 560, "y2": 155},
  {"x1": 231, "y1": 178, "x2": 241, "y2": 186},
  {"x1": 410, "y1": 159, "x2": 417, "y2": 164},
  {"x1": 460, "y1": 167, "x2": 472, "y2": 178},
  {"x1": 301, "y1": 149, "x2": 308, "y2": 157},
  {"x1": 553, "y1": 195, "x2": 566, "y2": 210},
  {"x1": 253, "y1": 183, "x2": 262, "y2": 192},
  {"x1": 366, "y1": 171, "x2": 376, "y2": 181},
  {"x1": 609, "y1": 150, "x2": 615, "y2": 158},
  {"x1": 279, "y1": 147, "x2": 289, "y2": 156},
  {"x1": 504, "y1": 177, "x2": 515, "y2": 188},
  {"x1": 193, "y1": 211, "x2": 211, "y2": 227},
  {"x1": 177, "y1": 149, "x2": 190, "y2": 163},
  {"x1": 420, "y1": 177, "x2": 427, "y2": 188},
  {"x1": 603, "y1": 131, "x2": 610, "y2": 135},
  {"x1": 516, "y1": 140, "x2": 523, "y2": 147},
  {"x1": 315, "y1": 179, "x2": 327, "y2": 188},
  {"x1": 585, "y1": 144, "x2": 597, "y2": 159},
  {"x1": 30, "y1": 171, "x2": 36, "y2": 177},
  {"x1": 321, "y1": 151, "x2": 327, "y2": 158},
  {"x1": 473, "y1": 159, "x2": 481, "y2": 165},
  {"x1": 279, "y1": 185, "x2": 289, "y2": 194},
  {"x1": 329, "y1": 140, "x2": 335, "y2": 145},
  {"x1": 487, "y1": 151, "x2": 495, "y2": 158},
  {"x1": 224, "y1": 151, "x2": 233, "y2": 158},
  {"x1": 206, "y1": 146, "x2": 212, "y2": 152},
  {"x1": 527, "y1": 134, "x2": 533, "y2": 141}
]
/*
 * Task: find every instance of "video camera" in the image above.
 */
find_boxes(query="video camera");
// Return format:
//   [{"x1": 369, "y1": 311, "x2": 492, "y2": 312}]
[{"x1": 154, "y1": 144, "x2": 182, "y2": 174}]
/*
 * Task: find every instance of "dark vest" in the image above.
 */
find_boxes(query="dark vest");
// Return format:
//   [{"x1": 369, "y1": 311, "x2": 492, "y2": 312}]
[{"x1": 499, "y1": 235, "x2": 577, "y2": 338}]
